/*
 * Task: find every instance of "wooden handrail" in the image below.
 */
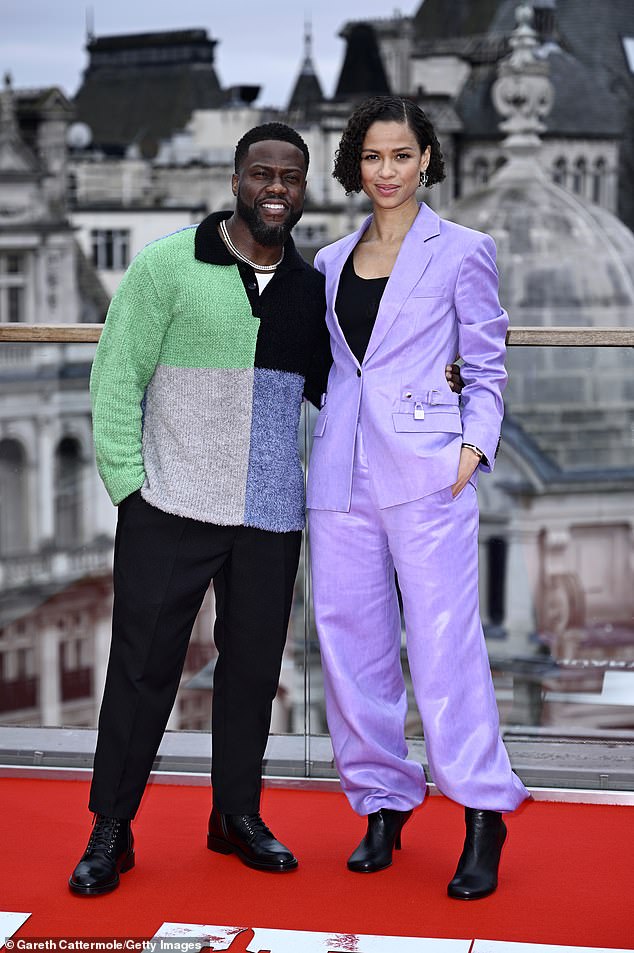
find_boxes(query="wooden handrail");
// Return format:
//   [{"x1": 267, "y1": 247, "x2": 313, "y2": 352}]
[{"x1": 0, "y1": 324, "x2": 632, "y2": 346}]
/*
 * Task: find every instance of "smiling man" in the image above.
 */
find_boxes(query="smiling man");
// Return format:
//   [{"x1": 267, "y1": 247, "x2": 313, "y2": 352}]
[{"x1": 69, "y1": 124, "x2": 329, "y2": 895}]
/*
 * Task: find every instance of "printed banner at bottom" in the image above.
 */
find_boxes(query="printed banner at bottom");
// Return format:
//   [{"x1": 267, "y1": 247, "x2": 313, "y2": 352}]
[{"x1": 153, "y1": 923, "x2": 471, "y2": 953}]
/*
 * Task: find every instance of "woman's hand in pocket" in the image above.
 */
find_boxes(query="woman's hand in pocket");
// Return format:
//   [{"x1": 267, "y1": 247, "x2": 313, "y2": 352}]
[{"x1": 451, "y1": 446, "x2": 480, "y2": 497}]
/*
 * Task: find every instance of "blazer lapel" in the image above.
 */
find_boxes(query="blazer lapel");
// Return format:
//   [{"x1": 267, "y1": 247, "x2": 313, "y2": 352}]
[
  {"x1": 324, "y1": 216, "x2": 372, "y2": 364},
  {"x1": 363, "y1": 203, "x2": 440, "y2": 364}
]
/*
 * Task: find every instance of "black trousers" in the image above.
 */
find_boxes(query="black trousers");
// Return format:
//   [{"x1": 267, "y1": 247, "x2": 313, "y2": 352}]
[{"x1": 89, "y1": 491, "x2": 302, "y2": 819}]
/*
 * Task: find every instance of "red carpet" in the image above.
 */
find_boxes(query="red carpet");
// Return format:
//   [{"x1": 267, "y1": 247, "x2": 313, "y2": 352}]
[{"x1": 0, "y1": 777, "x2": 632, "y2": 949}]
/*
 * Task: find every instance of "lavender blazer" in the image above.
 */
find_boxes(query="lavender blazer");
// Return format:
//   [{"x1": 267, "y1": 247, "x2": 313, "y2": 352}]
[{"x1": 306, "y1": 202, "x2": 508, "y2": 512}]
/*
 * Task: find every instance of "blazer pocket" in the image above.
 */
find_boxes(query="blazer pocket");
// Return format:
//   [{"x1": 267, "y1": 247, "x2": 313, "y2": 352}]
[
  {"x1": 392, "y1": 410, "x2": 462, "y2": 434},
  {"x1": 410, "y1": 284, "x2": 446, "y2": 298},
  {"x1": 312, "y1": 411, "x2": 327, "y2": 437}
]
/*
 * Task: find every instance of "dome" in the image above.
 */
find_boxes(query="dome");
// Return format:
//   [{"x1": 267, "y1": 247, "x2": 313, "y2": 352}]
[
  {"x1": 447, "y1": 160, "x2": 634, "y2": 472},
  {"x1": 448, "y1": 164, "x2": 634, "y2": 327}
]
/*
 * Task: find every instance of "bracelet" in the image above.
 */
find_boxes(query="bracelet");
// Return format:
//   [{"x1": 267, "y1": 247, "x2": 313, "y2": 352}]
[{"x1": 462, "y1": 443, "x2": 483, "y2": 459}]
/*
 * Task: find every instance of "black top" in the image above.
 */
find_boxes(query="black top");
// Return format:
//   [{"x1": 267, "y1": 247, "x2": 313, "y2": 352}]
[{"x1": 335, "y1": 253, "x2": 389, "y2": 364}]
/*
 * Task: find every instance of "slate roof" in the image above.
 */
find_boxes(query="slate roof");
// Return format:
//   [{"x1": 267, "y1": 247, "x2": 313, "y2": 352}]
[
  {"x1": 413, "y1": 0, "x2": 501, "y2": 40},
  {"x1": 287, "y1": 61, "x2": 324, "y2": 117},
  {"x1": 334, "y1": 23, "x2": 391, "y2": 99},
  {"x1": 458, "y1": 46, "x2": 622, "y2": 138},
  {"x1": 73, "y1": 30, "x2": 225, "y2": 155}
]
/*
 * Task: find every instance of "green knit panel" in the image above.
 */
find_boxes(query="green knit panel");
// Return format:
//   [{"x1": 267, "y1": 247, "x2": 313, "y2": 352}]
[{"x1": 146, "y1": 230, "x2": 259, "y2": 370}]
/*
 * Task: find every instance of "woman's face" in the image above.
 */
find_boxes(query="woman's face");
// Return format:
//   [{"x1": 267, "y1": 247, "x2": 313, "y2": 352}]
[{"x1": 359, "y1": 120, "x2": 431, "y2": 210}]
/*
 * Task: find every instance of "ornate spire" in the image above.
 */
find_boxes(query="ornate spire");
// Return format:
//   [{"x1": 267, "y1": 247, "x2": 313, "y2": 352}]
[
  {"x1": 491, "y1": 3, "x2": 554, "y2": 174},
  {"x1": 0, "y1": 72, "x2": 18, "y2": 139},
  {"x1": 287, "y1": 16, "x2": 324, "y2": 116},
  {"x1": 302, "y1": 17, "x2": 315, "y2": 74}
]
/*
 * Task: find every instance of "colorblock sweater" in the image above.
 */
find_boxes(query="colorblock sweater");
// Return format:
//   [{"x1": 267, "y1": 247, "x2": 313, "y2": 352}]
[{"x1": 90, "y1": 211, "x2": 328, "y2": 532}]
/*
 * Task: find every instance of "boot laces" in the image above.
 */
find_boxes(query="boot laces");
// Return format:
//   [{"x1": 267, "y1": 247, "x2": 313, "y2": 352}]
[
  {"x1": 86, "y1": 815, "x2": 121, "y2": 855},
  {"x1": 241, "y1": 813, "x2": 274, "y2": 840}
]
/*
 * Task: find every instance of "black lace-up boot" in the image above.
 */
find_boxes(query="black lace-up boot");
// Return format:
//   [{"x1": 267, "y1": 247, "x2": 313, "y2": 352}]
[
  {"x1": 447, "y1": 807, "x2": 507, "y2": 899},
  {"x1": 207, "y1": 808, "x2": 298, "y2": 872},
  {"x1": 69, "y1": 815, "x2": 134, "y2": 896}
]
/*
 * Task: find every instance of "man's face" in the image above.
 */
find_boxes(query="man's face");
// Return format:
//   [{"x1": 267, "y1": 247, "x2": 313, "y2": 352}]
[{"x1": 233, "y1": 140, "x2": 307, "y2": 247}]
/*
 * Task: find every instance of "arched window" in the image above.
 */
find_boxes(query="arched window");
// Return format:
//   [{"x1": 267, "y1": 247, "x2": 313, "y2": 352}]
[
  {"x1": 0, "y1": 439, "x2": 29, "y2": 555},
  {"x1": 472, "y1": 157, "x2": 490, "y2": 187},
  {"x1": 552, "y1": 157, "x2": 567, "y2": 187},
  {"x1": 55, "y1": 437, "x2": 83, "y2": 547},
  {"x1": 592, "y1": 157, "x2": 606, "y2": 204},
  {"x1": 572, "y1": 157, "x2": 587, "y2": 195}
]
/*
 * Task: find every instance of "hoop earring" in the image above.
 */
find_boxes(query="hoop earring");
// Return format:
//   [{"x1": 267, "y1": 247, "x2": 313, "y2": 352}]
[{"x1": 419, "y1": 170, "x2": 428, "y2": 188}]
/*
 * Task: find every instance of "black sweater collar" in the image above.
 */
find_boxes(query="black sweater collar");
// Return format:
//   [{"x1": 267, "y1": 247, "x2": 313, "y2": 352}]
[{"x1": 194, "y1": 210, "x2": 306, "y2": 273}]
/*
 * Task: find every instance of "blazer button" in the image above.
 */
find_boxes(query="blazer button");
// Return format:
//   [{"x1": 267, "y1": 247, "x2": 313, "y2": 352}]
[{"x1": 356, "y1": 369, "x2": 362, "y2": 377}]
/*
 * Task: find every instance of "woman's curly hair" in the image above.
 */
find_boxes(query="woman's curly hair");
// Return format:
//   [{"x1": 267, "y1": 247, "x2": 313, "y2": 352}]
[{"x1": 333, "y1": 96, "x2": 445, "y2": 195}]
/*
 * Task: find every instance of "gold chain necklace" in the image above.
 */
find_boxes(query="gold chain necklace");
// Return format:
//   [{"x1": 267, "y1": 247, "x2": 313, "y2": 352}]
[{"x1": 219, "y1": 219, "x2": 284, "y2": 272}]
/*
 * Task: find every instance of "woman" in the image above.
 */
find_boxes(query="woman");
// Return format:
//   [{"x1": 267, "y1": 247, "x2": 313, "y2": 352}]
[{"x1": 307, "y1": 96, "x2": 529, "y2": 899}]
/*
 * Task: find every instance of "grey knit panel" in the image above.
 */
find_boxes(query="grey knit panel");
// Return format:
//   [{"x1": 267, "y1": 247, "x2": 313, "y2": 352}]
[{"x1": 140, "y1": 365, "x2": 253, "y2": 525}]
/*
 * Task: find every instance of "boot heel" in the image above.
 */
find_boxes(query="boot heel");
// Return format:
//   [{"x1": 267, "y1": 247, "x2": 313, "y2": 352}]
[
  {"x1": 207, "y1": 834, "x2": 233, "y2": 854},
  {"x1": 120, "y1": 850, "x2": 135, "y2": 874},
  {"x1": 347, "y1": 808, "x2": 411, "y2": 872}
]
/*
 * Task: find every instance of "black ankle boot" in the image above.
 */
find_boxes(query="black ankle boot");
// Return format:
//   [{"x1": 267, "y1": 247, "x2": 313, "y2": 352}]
[
  {"x1": 69, "y1": 815, "x2": 134, "y2": 896},
  {"x1": 447, "y1": 807, "x2": 507, "y2": 900},
  {"x1": 207, "y1": 808, "x2": 298, "y2": 872},
  {"x1": 347, "y1": 808, "x2": 412, "y2": 873}
]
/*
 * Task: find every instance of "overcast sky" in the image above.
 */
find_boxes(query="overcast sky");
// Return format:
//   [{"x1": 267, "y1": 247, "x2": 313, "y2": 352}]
[{"x1": 0, "y1": 0, "x2": 416, "y2": 108}]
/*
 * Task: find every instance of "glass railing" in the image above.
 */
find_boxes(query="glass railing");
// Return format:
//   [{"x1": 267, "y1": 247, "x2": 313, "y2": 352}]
[{"x1": 1, "y1": 325, "x2": 633, "y2": 793}]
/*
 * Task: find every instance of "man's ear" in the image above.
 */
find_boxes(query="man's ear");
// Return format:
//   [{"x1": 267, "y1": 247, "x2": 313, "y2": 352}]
[{"x1": 231, "y1": 172, "x2": 239, "y2": 196}]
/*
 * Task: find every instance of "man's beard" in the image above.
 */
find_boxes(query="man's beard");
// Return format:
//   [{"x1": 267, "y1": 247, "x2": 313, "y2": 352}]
[{"x1": 236, "y1": 194, "x2": 302, "y2": 248}]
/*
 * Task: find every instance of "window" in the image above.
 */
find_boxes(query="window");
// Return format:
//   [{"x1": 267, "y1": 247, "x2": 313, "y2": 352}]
[
  {"x1": 0, "y1": 252, "x2": 27, "y2": 322},
  {"x1": 592, "y1": 158, "x2": 606, "y2": 204},
  {"x1": 486, "y1": 537, "x2": 508, "y2": 629},
  {"x1": 552, "y1": 157, "x2": 567, "y2": 187},
  {"x1": 91, "y1": 229, "x2": 130, "y2": 270},
  {"x1": 55, "y1": 437, "x2": 83, "y2": 547},
  {"x1": 0, "y1": 439, "x2": 28, "y2": 555},
  {"x1": 472, "y1": 157, "x2": 490, "y2": 187},
  {"x1": 572, "y1": 158, "x2": 587, "y2": 195}
]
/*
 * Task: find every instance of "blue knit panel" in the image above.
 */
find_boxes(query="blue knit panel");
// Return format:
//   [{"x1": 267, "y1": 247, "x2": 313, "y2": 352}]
[{"x1": 244, "y1": 368, "x2": 306, "y2": 532}]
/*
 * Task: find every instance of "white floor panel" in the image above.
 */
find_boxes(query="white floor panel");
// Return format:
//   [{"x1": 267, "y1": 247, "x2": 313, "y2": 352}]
[
  {"x1": 154, "y1": 923, "x2": 472, "y2": 952},
  {"x1": 0, "y1": 913, "x2": 31, "y2": 949}
]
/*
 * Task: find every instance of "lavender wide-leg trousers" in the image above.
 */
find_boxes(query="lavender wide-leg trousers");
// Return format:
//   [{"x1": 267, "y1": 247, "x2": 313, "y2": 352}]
[{"x1": 308, "y1": 426, "x2": 528, "y2": 817}]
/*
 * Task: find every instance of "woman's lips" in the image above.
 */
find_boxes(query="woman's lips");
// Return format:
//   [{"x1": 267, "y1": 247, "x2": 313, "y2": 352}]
[{"x1": 375, "y1": 184, "x2": 399, "y2": 196}]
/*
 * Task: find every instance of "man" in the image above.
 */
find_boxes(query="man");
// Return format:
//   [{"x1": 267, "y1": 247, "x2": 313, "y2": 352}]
[{"x1": 69, "y1": 123, "x2": 329, "y2": 895}]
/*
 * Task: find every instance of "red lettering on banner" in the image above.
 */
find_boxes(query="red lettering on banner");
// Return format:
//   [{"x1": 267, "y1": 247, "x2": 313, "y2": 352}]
[
  {"x1": 203, "y1": 927, "x2": 270, "y2": 953},
  {"x1": 198, "y1": 927, "x2": 369, "y2": 953},
  {"x1": 326, "y1": 935, "x2": 364, "y2": 952}
]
